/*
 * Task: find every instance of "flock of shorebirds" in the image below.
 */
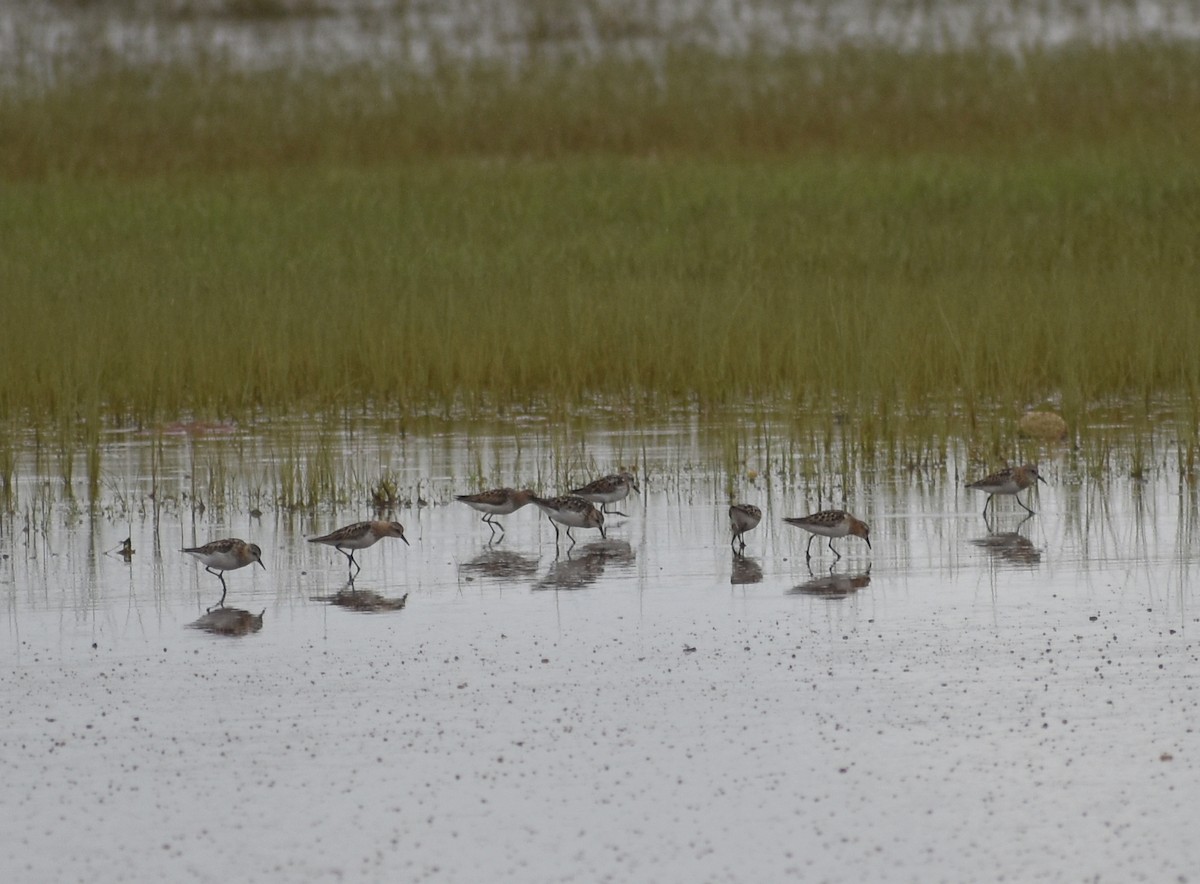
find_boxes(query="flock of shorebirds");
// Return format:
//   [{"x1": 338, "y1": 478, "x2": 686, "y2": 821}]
[{"x1": 182, "y1": 463, "x2": 1046, "y2": 609}]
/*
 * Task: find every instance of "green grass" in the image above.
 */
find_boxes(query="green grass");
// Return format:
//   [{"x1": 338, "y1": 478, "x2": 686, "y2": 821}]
[
  {"x1": 2, "y1": 44, "x2": 1200, "y2": 436},
  {"x1": 7, "y1": 44, "x2": 1200, "y2": 174}
]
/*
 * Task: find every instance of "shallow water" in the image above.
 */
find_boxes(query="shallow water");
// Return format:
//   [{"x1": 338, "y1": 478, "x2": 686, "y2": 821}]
[
  {"x1": 3, "y1": 420, "x2": 1200, "y2": 881},
  {"x1": 4, "y1": 0, "x2": 1200, "y2": 86}
]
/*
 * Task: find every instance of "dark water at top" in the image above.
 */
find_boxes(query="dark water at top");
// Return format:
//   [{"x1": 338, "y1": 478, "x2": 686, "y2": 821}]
[{"x1": 4, "y1": 0, "x2": 1200, "y2": 87}]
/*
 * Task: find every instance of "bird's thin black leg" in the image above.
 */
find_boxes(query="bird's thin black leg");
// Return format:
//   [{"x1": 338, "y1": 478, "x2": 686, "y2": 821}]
[{"x1": 206, "y1": 568, "x2": 228, "y2": 611}]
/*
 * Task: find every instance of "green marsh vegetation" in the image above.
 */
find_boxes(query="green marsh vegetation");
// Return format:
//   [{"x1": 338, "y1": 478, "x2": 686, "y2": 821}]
[{"x1": 3, "y1": 24, "x2": 1200, "y2": 502}]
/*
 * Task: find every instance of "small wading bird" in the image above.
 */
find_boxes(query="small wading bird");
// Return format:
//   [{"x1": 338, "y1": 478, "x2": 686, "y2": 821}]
[
  {"x1": 728, "y1": 504, "x2": 762, "y2": 554},
  {"x1": 569, "y1": 470, "x2": 640, "y2": 516},
  {"x1": 783, "y1": 510, "x2": 871, "y2": 561},
  {"x1": 966, "y1": 463, "x2": 1046, "y2": 518},
  {"x1": 531, "y1": 495, "x2": 606, "y2": 547},
  {"x1": 307, "y1": 520, "x2": 409, "y2": 579},
  {"x1": 182, "y1": 538, "x2": 265, "y2": 610},
  {"x1": 454, "y1": 488, "x2": 536, "y2": 537}
]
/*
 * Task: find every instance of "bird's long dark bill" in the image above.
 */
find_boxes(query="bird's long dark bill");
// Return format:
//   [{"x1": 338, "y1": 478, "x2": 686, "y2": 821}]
[
  {"x1": 257, "y1": 560, "x2": 267, "y2": 570},
  {"x1": 401, "y1": 535, "x2": 411, "y2": 545},
  {"x1": 864, "y1": 537, "x2": 872, "y2": 550}
]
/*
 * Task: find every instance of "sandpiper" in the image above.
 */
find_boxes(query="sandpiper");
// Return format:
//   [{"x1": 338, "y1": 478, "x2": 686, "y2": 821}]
[
  {"x1": 569, "y1": 470, "x2": 639, "y2": 516},
  {"x1": 783, "y1": 510, "x2": 871, "y2": 560},
  {"x1": 182, "y1": 538, "x2": 265, "y2": 610},
  {"x1": 966, "y1": 463, "x2": 1046, "y2": 517},
  {"x1": 531, "y1": 495, "x2": 606, "y2": 546},
  {"x1": 728, "y1": 504, "x2": 762, "y2": 553},
  {"x1": 308, "y1": 520, "x2": 408, "y2": 579},
  {"x1": 455, "y1": 488, "x2": 536, "y2": 536}
]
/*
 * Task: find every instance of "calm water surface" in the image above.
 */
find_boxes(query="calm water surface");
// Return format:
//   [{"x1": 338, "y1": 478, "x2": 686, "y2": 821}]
[{"x1": 2, "y1": 417, "x2": 1199, "y2": 881}]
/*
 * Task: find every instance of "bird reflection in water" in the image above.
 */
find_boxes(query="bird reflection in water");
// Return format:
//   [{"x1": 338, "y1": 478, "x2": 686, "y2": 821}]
[
  {"x1": 307, "y1": 575, "x2": 409, "y2": 611},
  {"x1": 787, "y1": 567, "x2": 872, "y2": 600},
  {"x1": 459, "y1": 548, "x2": 540, "y2": 582},
  {"x1": 189, "y1": 608, "x2": 265, "y2": 636},
  {"x1": 325, "y1": 586, "x2": 409, "y2": 612},
  {"x1": 533, "y1": 540, "x2": 634, "y2": 591},
  {"x1": 730, "y1": 554, "x2": 763, "y2": 586},
  {"x1": 969, "y1": 515, "x2": 1042, "y2": 566}
]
